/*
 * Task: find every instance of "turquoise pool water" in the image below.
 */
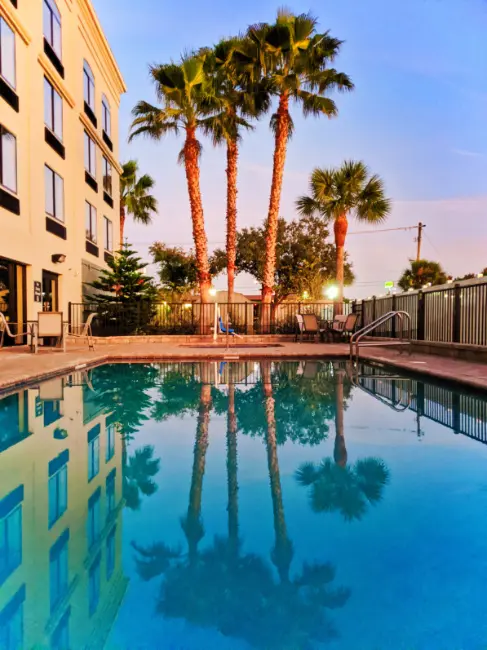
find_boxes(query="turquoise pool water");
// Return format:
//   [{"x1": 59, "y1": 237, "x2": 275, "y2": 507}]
[{"x1": 1, "y1": 360, "x2": 487, "y2": 649}]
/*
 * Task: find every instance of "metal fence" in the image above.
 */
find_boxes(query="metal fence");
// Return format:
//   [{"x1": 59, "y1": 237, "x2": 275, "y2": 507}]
[
  {"x1": 69, "y1": 301, "x2": 352, "y2": 337},
  {"x1": 357, "y1": 363, "x2": 487, "y2": 445},
  {"x1": 354, "y1": 278, "x2": 487, "y2": 346}
]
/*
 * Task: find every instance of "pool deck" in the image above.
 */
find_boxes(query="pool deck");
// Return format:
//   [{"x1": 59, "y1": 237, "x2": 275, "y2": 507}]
[{"x1": 2, "y1": 341, "x2": 487, "y2": 394}]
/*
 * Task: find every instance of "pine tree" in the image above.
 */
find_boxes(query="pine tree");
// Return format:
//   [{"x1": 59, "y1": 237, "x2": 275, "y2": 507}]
[{"x1": 88, "y1": 244, "x2": 156, "y2": 303}]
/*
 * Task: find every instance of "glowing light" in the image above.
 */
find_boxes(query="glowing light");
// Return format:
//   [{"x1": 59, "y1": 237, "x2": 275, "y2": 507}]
[
  {"x1": 302, "y1": 290, "x2": 310, "y2": 300},
  {"x1": 478, "y1": 273, "x2": 483, "y2": 278},
  {"x1": 209, "y1": 287, "x2": 217, "y2": 297},
  {"x1": 183, "y1": 303, "x2": 192, "y2": 309},
  {"x1": 325, "y1": 285, "x2": 339, "y2": 300}
]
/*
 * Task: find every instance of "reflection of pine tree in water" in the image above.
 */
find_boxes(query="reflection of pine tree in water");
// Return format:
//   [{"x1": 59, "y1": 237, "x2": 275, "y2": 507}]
[
  {"x1": 297, "y1": 368, "x2": 390, "y2": 522},
  {"x1": 132, "y1": 366, "x2": 350, "y2": 648}
]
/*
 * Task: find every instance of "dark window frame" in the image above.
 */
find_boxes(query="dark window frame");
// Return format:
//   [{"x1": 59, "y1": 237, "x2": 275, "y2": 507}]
[
  {"x1": 44, "y1": 77, "x2": 63, "y2": 142},
  {"x1": 84, "y1": 131, "x2": 96, "y2": 179},
  {"x1": 85, "y1": 201, "x2": 97, "y2": 244},
  {"x1": 43, "y1": 0, "x2": 62, "y2": 60},
  {"x1": 102, "y1": 156, "x2": 112, "y2": 196},
  {"x1": 101, "y1": 94, "x2": 111, "y2": 137},
  {"x1": 103, "y1": 216, "x2": 113, "y2": 253},
  {"x1": 83, "y1": 60, "x2": 95, "y2": 110},
  {"x1": 0, "y1": 17, "x2": 16, "y2": 90},
  {"x1": 44, "y1": 164, "x2": 64, "y2": 223},
  {"x1": 0, "y1": 124, "x2": 17, "y2": 195}
]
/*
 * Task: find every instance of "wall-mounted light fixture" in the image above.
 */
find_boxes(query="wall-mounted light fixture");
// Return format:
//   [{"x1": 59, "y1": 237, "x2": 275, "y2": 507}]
[{"x1": 51, "y1": 254, "x2": 66, "y2": 264}]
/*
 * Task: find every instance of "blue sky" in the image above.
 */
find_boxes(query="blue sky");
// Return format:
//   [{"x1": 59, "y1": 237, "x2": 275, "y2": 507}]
[{"x1": 93, "y1": 0, "x2": 487, "y2": 298}]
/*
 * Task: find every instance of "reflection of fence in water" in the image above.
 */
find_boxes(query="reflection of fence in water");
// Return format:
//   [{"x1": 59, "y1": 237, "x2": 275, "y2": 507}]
[{"x1": 358, "y1": 364, "x2": 487, "y2": 445}]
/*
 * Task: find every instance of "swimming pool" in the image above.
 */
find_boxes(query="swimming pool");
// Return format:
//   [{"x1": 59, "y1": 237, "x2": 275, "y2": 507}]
[{"x1": 1, "y1": 359, "x2": 487, "y2": 649}]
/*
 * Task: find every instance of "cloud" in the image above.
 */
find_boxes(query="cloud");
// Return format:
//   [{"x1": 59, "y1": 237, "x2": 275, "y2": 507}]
[{"x1": 451, "y1": 149, "x2": 486, "y2": 159}]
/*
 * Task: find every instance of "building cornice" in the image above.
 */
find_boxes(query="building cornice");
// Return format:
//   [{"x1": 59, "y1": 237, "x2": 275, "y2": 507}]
[
  {"x1": 0, "y1": 3, "x2": 31, "y2": 45},
  {"x1": 38, "y1": 54, "x2": 76, "y2": 108},
  {"x1": 80, "y1": 112, "x2": 123, "y2": 175},
  {"x1": 76, "y1": 0, "x2": 127, "y2": 97}
]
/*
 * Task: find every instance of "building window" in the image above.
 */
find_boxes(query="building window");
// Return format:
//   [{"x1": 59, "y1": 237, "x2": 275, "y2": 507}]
[
  {"x1": 88, "y1": 554, "x2": 101, "y2": 616},
  {"x1": 44, "y1": 78, "x2": 62, "y2": 141},
  {"x1": 87, "y1": 489, "x2": 101, "y2": 551},
  {"x1": 102, "y1": 157, "x2": 112, "y2": 196},
  {"x1": 44, "y1": 166, "x2": 64, "y2": 223},
  {"x1": 50, "y1": 607, "x2": 69, "y2": 650},
  {"x1": 83, "y1": 60, "x2": 95, "y2": 110},
  {"x1": 0, "y1": 585, "x2": 24, "y2": 650},
  {"x1": 106, "y1": 526, "x2": 116, "y2": 581},
  {"x1": 0, "y1": 18, "x2": 16, "y2": 90},
  {"x1": 106, "y1": 422, "x2": 115, "y2": 460},
  {"x1": 49, "y1": 529, "x2": 69, "y2": 613},
  {"x1": 84, "y1": 131, "x2": 96, "y2": 178},
  {"x1": 101, "y1": 94, "x2": 111, "y2": 136},
  {"x1": 0, "y1": 486, "x2": 23, "y2": 586},
  {"x1": 106, "y1": 469, "x2": 116, "y2": 519},
  {"x1": 0, "y1": 125, "x2": 17, "y2": 194},
  {"x1": 43, "y1": 0, "x2": 62, "y2": 59},
  {"x1": 103, "y1": 217, "x2": 113, "y2": 253},
  {"x1": 48, "y1": 452, "x2": 68, "y2": 529},
  {"x1": 88, "y1": 435, "x2": 100, "y2": 482},
  {"x1": 85, "y1": 202, "x2": 97, "y2": 244}
]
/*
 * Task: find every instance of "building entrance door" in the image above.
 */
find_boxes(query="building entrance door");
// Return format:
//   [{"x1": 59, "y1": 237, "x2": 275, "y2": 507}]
[
  {"x1": 0, "y1": 257, "x2": 26, "y2": 344},
  {"x1": 42, "y1": 270, "x2": 59, "y2": 312}
]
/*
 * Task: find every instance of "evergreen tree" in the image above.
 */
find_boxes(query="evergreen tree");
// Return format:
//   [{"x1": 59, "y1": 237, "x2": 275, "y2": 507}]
[{"x1": 88, "y1": 244, "x2": 155, "y2": 303}]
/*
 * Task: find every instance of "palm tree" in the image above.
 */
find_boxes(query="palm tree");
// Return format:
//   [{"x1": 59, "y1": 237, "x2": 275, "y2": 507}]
[
  {"x1": 398, "y1": 259, "x2": 448, "y2": 291},
  {"x1": 119, "y1": 160, "x2": 157, "y2": 243},
  {"x1": 130, "y1": 54, "x2": 214, "y2": 302},
  {"x1": 238, "y1": 12, "x2": 353, "y2": 307},
  {"x1": 202, "y1": 39, "x2": 270, "y2": 303},
  {"x1": 296, "y1": 160, "x2": 391, "y2": 313}
]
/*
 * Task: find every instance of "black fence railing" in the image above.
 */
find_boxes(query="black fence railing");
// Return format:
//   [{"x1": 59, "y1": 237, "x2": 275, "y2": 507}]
[
  {"x1": 353, "y1": 278, "x2": 487, "y2": 346},
  {"x1": 358, "y1": 363, "x2": 487, "y2": 445},
  {"x1": 69, "y1": 301, "x2": 353, "y2": 337}
]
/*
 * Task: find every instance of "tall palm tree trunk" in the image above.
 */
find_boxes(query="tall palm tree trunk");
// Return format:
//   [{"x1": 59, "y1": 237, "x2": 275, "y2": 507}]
[
  {"x1": 334, "y1": 213, "x2": 348, "y2": 316},
  {"x1": 262, "y1": 93, "x2": 290, "y2": 306},
  {"x1": 184, "y1": 125, "x2": 211, "y2": 303},
  {"x1": 333, "y1": 368, "x2": 347, "y2": 467},
  {"x1": 184, "y1": 383, "x2": 211, "y2": 562},
  {"x1": 120, "y1": 203, "x2": 126, "y2": 245},
  {"x1": 226, "y1": 380, "x2": 239, "y2": 559},
  {"x1": 261, "y1": 361, "x2": 293, "y2": 583},
  {"x1": 226, "y1": 139, "x2": 238, "y2": 303}
]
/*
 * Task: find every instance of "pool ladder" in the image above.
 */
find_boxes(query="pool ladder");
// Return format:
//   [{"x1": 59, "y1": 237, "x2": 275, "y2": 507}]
[{"x1": 350, "y1": 311, "x2": 412, "y2": 362}]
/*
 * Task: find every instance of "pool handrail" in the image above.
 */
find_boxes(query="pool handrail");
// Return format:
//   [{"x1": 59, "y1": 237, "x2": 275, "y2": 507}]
[{"x1": 350, "y1": 311, "x2": 412, "y2": 361}]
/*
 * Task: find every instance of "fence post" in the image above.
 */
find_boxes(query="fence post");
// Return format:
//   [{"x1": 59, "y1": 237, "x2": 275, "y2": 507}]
[
  {"x1": 68, "y1": 301, "x2": 72, "y2": 327},
  {"x1": 453, "y1": 283, "x2": 461, "y2": 343},
  {"x1": 361, "y1": 299, "x2": 365, "y2": 328},
  {"x1": 372, "y1": 296, "x2": 376, "y2": 322},
  {"x1": 391, "y1": 294, "x2": 397, "y2": 338},
  {"x1": 417, "y1": 290, "x2": 425, "y2": 341}
]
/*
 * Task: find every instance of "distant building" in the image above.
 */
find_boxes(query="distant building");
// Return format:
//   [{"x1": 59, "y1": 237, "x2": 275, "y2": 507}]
[{"x1": 0, "y1": 0, "x2": 126, "y2": 342}]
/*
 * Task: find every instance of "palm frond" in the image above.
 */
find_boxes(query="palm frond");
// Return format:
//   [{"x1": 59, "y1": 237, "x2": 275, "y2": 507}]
[{"x1": 297, "y1": 91, "x2": 338, "y2": 118}]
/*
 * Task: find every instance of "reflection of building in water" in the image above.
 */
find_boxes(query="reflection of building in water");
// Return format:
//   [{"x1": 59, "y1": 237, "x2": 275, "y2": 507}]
[{"x1": 0, "y1": 374, "x2": 127, "y2": 648}]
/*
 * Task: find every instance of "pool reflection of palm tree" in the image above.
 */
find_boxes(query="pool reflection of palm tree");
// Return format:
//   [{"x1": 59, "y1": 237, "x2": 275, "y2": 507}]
[
  {"x1": 226, "y1": 377, "x2": 239, "y2": 561},
  {"x1": 123, "y1": 445, "x2": 161, "y2": 511},
  {"x1": 296, "y1": 365, "x2": 390, "y2": 521},
  {"x1": 180, "y1": 383, "x2": 212, "y2": 563},
  {"x1": 261, "y1": 360, "x2": 293, "y2": 583}
]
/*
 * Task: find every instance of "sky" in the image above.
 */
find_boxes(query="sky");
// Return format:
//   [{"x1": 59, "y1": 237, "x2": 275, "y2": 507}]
[{"x1": 93, "y1": 0, "x2": 487, "y2": 299}]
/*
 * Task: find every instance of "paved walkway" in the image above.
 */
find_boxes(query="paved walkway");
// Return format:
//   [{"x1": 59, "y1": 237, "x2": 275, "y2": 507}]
[{"x1": 2, "y1": 341, "x2": 487, "y2": 393}]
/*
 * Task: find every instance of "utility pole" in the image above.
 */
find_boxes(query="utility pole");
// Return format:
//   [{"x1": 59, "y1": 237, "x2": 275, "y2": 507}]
[{"x1": 416, "y1": 222, "x2": 425, "y2": 261}]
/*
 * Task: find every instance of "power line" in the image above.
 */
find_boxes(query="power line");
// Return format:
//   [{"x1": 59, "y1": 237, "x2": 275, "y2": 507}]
[{"x1": 348, "y1": 225, "x2": 419, "y2": 236}]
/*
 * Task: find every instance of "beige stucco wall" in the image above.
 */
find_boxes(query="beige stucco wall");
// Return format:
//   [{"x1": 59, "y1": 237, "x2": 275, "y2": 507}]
[{"x1": 0, "y1": 0, "x2": 125, "y2": 320}]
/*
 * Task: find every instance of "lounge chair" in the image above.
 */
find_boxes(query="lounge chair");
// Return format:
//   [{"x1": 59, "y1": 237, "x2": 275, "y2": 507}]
[
  {"x1": 0, "y1": 312, "x2": 32, "y2": 348},
  {"x1": 67, "y1": 312, "x2": 97, "y2": 351},
  {"x1": 218, "y1": 316, "x2": 242, "y2": 338},
  {"x1": 32, "y1": 311, "x2": 67, "y2": 353},
  {"x1": 295, "y1": 313, "x2": 326, "y2": 342}
]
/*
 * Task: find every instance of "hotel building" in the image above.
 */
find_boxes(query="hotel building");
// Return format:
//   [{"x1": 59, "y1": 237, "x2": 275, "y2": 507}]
[{"x1": 0, "y1": 0, "x2": 126, "y2": 338}]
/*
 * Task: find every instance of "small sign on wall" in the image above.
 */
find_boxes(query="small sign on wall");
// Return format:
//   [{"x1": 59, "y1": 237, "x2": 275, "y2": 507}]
[{"x1": 34, "y1": 280, "x2": 42, "y2": 302}]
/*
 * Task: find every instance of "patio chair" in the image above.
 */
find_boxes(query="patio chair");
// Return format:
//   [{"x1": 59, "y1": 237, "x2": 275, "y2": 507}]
[
  {"x1": 295, "y1": 313, "x2": 326, "y2": 342},
  {"x1": 218, "y1": 316, "x2": 242, "y2": 338},
  {"x1": 67, "y1": 312, "x2": 97, "y2": 351},
  {"x1": 328, "y1": 313, "x2": 358, "y2": 342},
  {"x1": 0, "y1": 312, "x2": 32, "y2": 348},
  {"x1": 32, "y1": 311, "x2": 67, "y2": 354}
]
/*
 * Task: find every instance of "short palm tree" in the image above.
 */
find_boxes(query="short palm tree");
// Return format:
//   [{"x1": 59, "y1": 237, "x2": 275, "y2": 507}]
[
  {"x1": 202, "y1": 38, "x2": 270, "y2": 302},
  {"x1": 130, "y1": 54, "x2": 214, "y2": 302},
  {"x1": 119, "y1": 160, "x2": 157, "y2": 243},
  {"x1": 239, "y1": 12, "x2": 353, "y2": 306},
  {"x1": 398, "y1": 259, "x2": 447, "y2": 291},
  {"x1": 297, "y1": 160, "x2": 391, "y2": 312}
]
